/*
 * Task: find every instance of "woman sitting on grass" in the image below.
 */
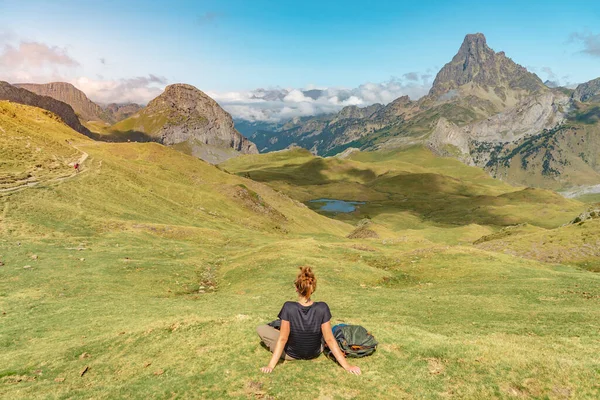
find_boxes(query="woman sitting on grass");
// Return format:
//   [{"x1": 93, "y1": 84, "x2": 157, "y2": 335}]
[{"x1": 257, "y1": 266, "x2": 362, "y2": 375}]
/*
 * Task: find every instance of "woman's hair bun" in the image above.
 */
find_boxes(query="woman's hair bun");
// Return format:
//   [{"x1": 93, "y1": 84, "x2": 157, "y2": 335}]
[{"x1": 295, "y1": 266, "x2": 317, "y2": 297}]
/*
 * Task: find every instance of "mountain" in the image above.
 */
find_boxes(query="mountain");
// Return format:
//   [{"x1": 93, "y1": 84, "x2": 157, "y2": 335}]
[
  {"x1": 104, "y1": 102, "x2": 143, "y2": 122},
  {"x1": 109, "y1": 84, "x2": 258, "y2": 163},
  {"x1": 573, "y1": 77, "x2": 600, "y2": 103},
  {"x1": 0, "y1": 81, "x2": 91, "y2": 136},
  {"x1": 243, "y1": 100, "x2": 415, "y2": 155},
  {"x1": 426, "y1": 33, "x2": 546, "y2": 108},
  {"x1": 249, "y1": 33, "x2": 549, "y2": 156},
  {"x1": 244, "y1": 33, "x2": 600, "y2": 191},
  {"x1": 14, "y1": 82, "x2": 112, "y2": 123}
]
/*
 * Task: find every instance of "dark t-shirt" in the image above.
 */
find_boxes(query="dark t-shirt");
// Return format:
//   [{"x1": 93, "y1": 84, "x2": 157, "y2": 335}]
[{"x1": 277, "y1": 301, "x2": 332, "y2": 360}]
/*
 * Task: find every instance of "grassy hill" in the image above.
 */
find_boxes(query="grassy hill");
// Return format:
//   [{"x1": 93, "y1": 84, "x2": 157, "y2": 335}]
[
  {"x1": 1, "y1": 102, "x2": 599, "y2": 399},
  {"x1": 222, "y1": 147, "x2": 584, "y2": 233}
]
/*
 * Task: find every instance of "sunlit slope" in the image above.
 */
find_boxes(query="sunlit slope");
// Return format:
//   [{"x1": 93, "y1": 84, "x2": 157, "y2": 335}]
[
  {"x1": 222, "y1": 147, "x2": 585, "y2": 229},
  {"x1": 0, "y1": 101, "x2": 86, "y2": 191},
  {"x1": 1, "y1": 103, "x2": 599, "y2": 399},
  {"x1": 476, "y1": 217, "x2": 600, "y2": 272},
  {"x1": 0, "y1": 102, "x2": 351, "y2": 238},
  {"x1": 2, "y1": 217, "x2": 599, "y2": 398}
]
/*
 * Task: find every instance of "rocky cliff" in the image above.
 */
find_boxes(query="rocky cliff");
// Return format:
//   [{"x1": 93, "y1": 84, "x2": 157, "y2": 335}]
[
  {"x1": 110, "y1": 84, "x2": 257, "y2": 162},
  {"x1": 0, "y1": 81, "x2": 91, "y2": 136},
  {"x1": 14, "y1": 82, "x2": 111, "y2": 123},
  {"x1": 573, "y1": 77, "x2": 600, "y2": 103},
  {"x1": 428, "y1": 91, "x2": 571, "y2": 164}
]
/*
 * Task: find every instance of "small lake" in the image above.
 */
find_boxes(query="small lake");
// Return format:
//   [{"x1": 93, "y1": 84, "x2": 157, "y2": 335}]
[{"x1": 308, "y1": 199, "x2": 366, "y2": 213}]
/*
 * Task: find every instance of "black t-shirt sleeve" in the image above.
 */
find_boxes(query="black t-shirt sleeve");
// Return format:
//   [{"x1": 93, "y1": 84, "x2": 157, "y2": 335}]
[
  {"x1": 277, "y1": 302, "x2": 291, "y2": 321},
  {"x1": 320, "y1": 303, "x2": 332, "y2": 324}
]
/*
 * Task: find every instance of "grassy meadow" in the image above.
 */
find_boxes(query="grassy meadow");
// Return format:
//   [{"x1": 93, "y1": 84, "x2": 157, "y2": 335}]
[{"x1": 1, "y1": 102, "x2": 599, "y2": 399}]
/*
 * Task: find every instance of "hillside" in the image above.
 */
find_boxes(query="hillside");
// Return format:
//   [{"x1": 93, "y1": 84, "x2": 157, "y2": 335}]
[
  {"x1": 222, "y1": 146, "x2": 585, "y2": 232},
  {"x1": 1, "y1": 102, "x2": 599, "y2": 399},
  {"x1": 107, "y1": 84, "x2": 258, "y2": 163},
  {"x1": 475, "y1": 205, "x2": 600, "y2": 272},
  {"x1": 0, "y1": 81, "x2": 90, "y2": 136},
  {"x1": 0, "y1": 101, "x2": 343, "y2": 237}
]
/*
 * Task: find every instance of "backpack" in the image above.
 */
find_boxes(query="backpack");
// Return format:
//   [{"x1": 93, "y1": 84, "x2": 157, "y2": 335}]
[{"x1": 323, "y1": 324, "x2": 378, "y2": 358}]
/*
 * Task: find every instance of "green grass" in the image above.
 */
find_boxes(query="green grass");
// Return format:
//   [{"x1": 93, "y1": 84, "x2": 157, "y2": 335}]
[
  {"x1": 223, "y1": 146, "x2": 585, "y2": 231},
  {"x1": 1, "y1": 103, "x2": 599, "y2": 399}
]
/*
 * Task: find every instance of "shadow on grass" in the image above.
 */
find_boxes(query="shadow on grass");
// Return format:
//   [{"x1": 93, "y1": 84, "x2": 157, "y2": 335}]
[{"x1": 88, "y1": 129, "x2": 157, "y2": 143}]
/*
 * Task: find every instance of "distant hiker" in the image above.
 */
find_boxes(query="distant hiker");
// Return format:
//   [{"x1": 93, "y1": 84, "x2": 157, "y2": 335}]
[
  {"x1": 257, "y1": 266, "x2": 362, "y2": 375},
  {"x1": 74, "y1": 163, "x2": 80, "y2": 173}
]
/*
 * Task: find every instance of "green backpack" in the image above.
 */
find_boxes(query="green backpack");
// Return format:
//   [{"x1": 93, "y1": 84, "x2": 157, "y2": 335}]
[{"x1": 324, "y1": 324, "x2": 378, "y2": 358}]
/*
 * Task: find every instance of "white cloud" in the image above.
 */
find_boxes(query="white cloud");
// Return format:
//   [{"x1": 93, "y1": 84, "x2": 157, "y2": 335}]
[
  {"x1": 0, "y1": 41, "x2": 79, "y2": 69},
  {"x1": 0, "y1": 38, "x2": 80, "y2": 83},
  {"x1": 283, "y1": 89, "x2": 313, "y2": 103},
  {"x1": 210, "y1": 76, "x2": 433, "y2": 122},
  {"x1": 72, "y1": 75, "x2": 167, "y2": 105},
  {"x1": 569, "y1": 31, "x2": 600, "y2": 57},
  {"x1": 0, "y1": 36, "x2": 166, "y2": 105}
]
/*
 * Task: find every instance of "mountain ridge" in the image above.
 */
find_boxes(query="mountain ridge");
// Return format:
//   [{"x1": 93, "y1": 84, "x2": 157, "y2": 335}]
[
  {"x1": 0, "y1": 81, "x2": 91, "y2": 136},
  {"x1": 236, "y1": 33, "x2": 600, "y2": 191},
  {"x1": 14, "y1": 82, "x2": 112, "y2": 123}
]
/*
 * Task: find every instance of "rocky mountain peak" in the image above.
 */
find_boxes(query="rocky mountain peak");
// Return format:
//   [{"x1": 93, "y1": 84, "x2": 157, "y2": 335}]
[
  {"x1": 456, "y1": 32, "x2": 491, "y2": 58},
  {"x1": 112, "y1": 83, "x2": 257, "y2": 162},
  {"x1": 428, "y1": 33, "x2": 546, "y2": 101},
  {"x1": 337, "y1": 103, "x2": 383, "y2": 120},
  {"x1": 148, "y1": 84, "x2": 222, "y2": 112}
]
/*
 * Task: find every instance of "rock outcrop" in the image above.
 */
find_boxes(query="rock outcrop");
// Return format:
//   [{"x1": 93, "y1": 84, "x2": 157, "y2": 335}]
[
  {"x1": 111, "y1": 84, "x2": 257, "y2": 162},
  {"x1": 14, "y1": 82, "x2": 110, "y2": 123},
  {"x1": 429, "y1": 91, "x2": 571, "y2": 165},
  {"x1": 573, "y1": 77, "x2": 600, "y2": 103},
  {"x1": 0, "y1": 81, "x2": 90, "y2": 136},
  {"x1": 569, "y1": 205, "x2": 600, "y2": 224},
  {"x1": 104, "y1": 103, "x2": 143, "y2": 123}
]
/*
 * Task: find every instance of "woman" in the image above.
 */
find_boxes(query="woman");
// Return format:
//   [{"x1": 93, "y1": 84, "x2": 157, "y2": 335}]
[{"x1": 257, "y1": 266, "x2": 362, "y2": 375}]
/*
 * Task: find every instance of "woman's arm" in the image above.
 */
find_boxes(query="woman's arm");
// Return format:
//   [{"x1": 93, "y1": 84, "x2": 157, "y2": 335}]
[
  {"x1": 260, "y1": 320, "x2": 290, "y2": 373},
  {"x1": 321, "y1": 321, "x2": 361, "y2": 375}
]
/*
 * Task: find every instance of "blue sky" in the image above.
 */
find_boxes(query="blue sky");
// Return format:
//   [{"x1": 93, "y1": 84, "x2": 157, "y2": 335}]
[{"x1": 0, "y1": 0, "x2": 599, "y2": 120}]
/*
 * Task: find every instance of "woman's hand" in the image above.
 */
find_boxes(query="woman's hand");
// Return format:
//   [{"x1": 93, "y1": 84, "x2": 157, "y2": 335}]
[
  {"x1": 260, "y1": 366, "x2": 274, "y2": 373},
  {"x1": 345, "y1": 365, "x2": 361, "y2": 375}
]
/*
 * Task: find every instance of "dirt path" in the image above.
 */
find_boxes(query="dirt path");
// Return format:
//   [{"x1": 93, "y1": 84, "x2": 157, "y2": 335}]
[{"x1": 0, "y1": 144, "x2": 90, "y2": 195}]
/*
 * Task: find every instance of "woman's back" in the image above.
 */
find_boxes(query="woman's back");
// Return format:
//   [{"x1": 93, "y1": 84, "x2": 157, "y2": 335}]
[{"x1": 278, "y1": 301, "x2": 331, "y2": 359}]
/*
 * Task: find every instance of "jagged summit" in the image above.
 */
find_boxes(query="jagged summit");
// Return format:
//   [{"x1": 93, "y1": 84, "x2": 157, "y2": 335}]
[
  {"x1": 457, "y1": 33, "x2": 490, "y2": 58},
  {"x1": 428, "y1": 33, "x2": 546, "y2": 103}
]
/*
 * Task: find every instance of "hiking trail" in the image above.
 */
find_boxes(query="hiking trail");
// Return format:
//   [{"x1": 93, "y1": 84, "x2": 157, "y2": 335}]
[{"x1": 0, "y1": 143, "x2": 90, "y2": 195}]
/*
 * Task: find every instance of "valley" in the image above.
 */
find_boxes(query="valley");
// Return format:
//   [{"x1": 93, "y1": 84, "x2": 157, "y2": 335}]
[
  {"x1": 0, "y1": 9, "x2": 599, "y2": 397},
  {"x1": 1, "y1": 99, "x2": 599, "y2": 398}
]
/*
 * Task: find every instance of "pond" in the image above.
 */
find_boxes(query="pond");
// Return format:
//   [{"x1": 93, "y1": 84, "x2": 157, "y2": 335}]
[{"x1": 308, "y1": 198, "x2": 366, "y2": 213}]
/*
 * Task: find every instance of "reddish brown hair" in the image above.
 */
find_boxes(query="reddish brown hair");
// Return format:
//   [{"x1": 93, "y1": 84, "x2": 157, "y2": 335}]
[{"x1": 295, "y1": 266, "x2": 317, "y2": 298}]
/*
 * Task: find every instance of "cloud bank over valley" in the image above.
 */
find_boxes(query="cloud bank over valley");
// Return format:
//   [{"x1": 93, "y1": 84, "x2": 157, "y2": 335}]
[{"x1": 209, "y1": 76, "x2": 433, "y2": 122}]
